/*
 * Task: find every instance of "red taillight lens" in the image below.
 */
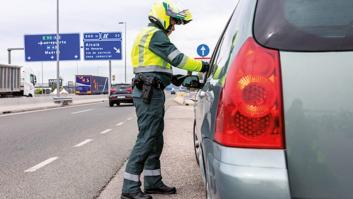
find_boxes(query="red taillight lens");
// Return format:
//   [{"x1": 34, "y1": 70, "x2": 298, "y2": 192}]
[
  {"x1": 214, "y1": 38, "x2": 284, "y2": 149},
  {"x1": 110, "y1": 88, "x2": 117, "y2": 94},
  {"x1": 126, "y1": 87, "x2": 132, "y2": 93}
]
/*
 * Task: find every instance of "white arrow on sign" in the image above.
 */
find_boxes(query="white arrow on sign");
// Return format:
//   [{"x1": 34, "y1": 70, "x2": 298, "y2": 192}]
[
  {"x1": 74, "y1": 55, "x2": 78, "y2": 59},
  {"x1": 27, "y1": 56, "x2": 31, "y2": 60},
  {"x1": 50, "y1": 56, "x2": 54, "y2": 59},
  {"x1": 113, "y1": 47, "x2": 121, "y2": 54},
  {"x1": 200, "y1": 46, "x2": 206, "y2": 56}
]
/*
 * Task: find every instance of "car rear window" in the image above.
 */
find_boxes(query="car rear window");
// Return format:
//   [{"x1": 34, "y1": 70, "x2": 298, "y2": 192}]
[
  {"x1": 254, "y1": 0, "x2": 353, "y2": 51},
  {"x1": 114, "y1": 84, "x2": 130, "y2": 89}
]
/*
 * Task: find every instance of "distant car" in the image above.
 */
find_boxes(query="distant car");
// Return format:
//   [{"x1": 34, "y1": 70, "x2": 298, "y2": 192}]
[
  {"x1": 165, "y1": 84, "x2": 173, "y2": 91},
  {"x1": 170, "y1": 88, "x2": 176, "y2": 95},
  {"x1": 190, "y1": 0, "x2": 353, "y2": 199},
  {"x1": 109, "y1": 84, "x2": 133, "y2": 107}
]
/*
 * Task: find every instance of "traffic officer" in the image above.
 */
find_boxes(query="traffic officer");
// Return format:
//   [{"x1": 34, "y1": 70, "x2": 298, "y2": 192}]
[{"x1": 121, "y1": 1, "x2": 209, "y2": 199}]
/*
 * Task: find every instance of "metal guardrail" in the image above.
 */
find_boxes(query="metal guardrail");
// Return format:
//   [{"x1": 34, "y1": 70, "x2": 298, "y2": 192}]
[{"x1": 53, "y1": 97, "x2": 73, "y2": 105}]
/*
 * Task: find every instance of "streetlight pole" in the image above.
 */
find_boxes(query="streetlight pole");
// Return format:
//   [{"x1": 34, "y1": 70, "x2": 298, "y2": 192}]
[
  {"x1": 56, "y1": 0, "x2": 60, "y2": 97},
  {"x1": 108, "y1": 60, "x2": 112, "y2": 96},
  {"x1": 8, "y1": 49, "x2": 11, "y2": 65},
  {"x1": 118, "y1": 21, "x2": 127, "y2": 83},
  {"x1": 41, "y1": 62, "x2": 44, "y2": 86},
  {"x1": 7, "y1": 48, "x2": 24, "y2": 64},
  {"x1": 76, "y1": 61, "x2": 79, "y2": 75}
]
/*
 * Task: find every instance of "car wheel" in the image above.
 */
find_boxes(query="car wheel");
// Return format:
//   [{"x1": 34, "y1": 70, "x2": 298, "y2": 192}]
[
  {"x1": 116, "y1": 102, "x2": 120, "y2": 106},
  {"x1": 109, "y1": 101, "x2": 114, "y2": 107},
  {"x1": 193, "y1": 120, "x2": 200, "y2": 166}
]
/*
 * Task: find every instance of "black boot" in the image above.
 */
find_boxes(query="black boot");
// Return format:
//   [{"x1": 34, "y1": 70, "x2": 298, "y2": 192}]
[
  {"x1": 121, "y1": 191, "x2": 152, "y2": 199},
  {"x1": 144, "y1": 184, "x2": 176, "y2": 195}
]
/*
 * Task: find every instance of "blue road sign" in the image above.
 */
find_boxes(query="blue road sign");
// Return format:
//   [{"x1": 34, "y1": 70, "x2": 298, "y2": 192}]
[
  {"x1": 197, "y1": 44, "x2": 210, "y2": 57},
  {"x1": 83, "y1": 32, "x2": 122, "y2": 60},
  {"x1": 24, "y1": 33, "x2": 80, "y2": 61}
]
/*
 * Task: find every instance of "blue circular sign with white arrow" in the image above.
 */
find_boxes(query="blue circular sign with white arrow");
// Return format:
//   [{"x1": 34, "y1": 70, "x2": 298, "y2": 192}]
[{"x1": 197, "y1": 44, "x2": 210, "y2": 57}]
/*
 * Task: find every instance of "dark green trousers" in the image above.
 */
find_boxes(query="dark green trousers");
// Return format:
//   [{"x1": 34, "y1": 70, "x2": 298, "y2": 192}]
[{"x1": 122, "y1": 87, "x2": 165, "y2": 193}]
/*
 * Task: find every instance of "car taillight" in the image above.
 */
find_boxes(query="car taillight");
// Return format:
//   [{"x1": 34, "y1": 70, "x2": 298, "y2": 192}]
[
  {"x1": 214, "y1": 38, "x2": 284, "y2": 149},
  {"x1": 126, "y1": 87, "x2": 132, "y2": 93},
  {"x1": 110, "y1": 88, "x2": 117, "y2": 94}
]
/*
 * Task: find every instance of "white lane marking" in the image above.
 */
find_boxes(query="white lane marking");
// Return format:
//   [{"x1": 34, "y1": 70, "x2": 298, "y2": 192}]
[
  {"x1": 127, "y1": 117, "x2": 133, "y2": 121},
  {"x1": 116, "y1": 122, "x2": 124, "y2": 126},
  {"x1": 73, "y1": 139, "x2": 93, "y2": 147},
  {"x1": 71, "y1": 109, "x2": 93, "y2": 115},
  {"x1": 100, "y1": 129, "x2": 112, "y2": 135},
  {"x1": 24, "y1": 157, "x2": 58, "y2": 173},
  {"x1": 0, "y1": 102, "x2": 104, "y2": 118}
]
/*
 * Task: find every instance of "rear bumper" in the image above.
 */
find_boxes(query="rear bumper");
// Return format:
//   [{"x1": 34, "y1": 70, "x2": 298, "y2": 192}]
[
  {"x1": 207, "y1": 142, "x2": 291, "y2": 199},
  {"x1": 109, "y1": 94, "x2": 133, "y2": 103}
]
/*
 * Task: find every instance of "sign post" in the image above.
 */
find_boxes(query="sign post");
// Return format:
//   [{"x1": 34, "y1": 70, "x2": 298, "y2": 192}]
[{"x1": 56, "y1": 0, "x2": 60, "y2": 97}]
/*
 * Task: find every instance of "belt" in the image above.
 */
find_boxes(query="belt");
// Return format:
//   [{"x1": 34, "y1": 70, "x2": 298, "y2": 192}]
[{"x1": 133, "y1": 73, "x2": 166, "y2": 90}]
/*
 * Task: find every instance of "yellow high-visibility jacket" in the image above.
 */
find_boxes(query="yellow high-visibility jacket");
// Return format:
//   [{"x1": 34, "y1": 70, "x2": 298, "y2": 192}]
[{"x1": 131, "y1": 24, "x2": 204, "y2": 77}]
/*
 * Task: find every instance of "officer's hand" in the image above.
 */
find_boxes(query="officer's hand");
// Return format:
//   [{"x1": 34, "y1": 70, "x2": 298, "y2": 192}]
[
  {"x1": 171, "y1": 74, "x2": 187, "y2": 86},
  {"x1": 200, "y1": 61, "x2": 210, "y2": 73}
]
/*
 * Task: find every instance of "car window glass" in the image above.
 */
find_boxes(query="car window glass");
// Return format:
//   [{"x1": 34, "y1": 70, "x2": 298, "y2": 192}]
[
  {"x1": 205, "y1": 3, "x2": 238, "y2": 80},
  {"x1": 211, "y1": 1, "x2": 240, "y2": 81},
  {"x1": 114, "y1": 85, "x2": 130, "y2": 89},
  {"x1": 254, "y1": 0, "x2": 353, "y2": 51}
]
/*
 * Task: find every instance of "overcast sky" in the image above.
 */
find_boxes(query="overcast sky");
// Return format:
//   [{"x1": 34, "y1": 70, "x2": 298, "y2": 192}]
[{"x1": 0, "y1": 0, "x2": 236, "y2": 85}]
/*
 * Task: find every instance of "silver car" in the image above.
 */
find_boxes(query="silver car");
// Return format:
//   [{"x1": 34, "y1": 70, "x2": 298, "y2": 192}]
[{"x1": 192, "y1": 0, "x2": 353, "y2": 198}]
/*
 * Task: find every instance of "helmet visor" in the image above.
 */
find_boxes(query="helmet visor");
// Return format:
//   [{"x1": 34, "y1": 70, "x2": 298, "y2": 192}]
[
  {"x1": 165, "y1": 3, "x2": 189, "y2": 24},
  {"x1": 168, "y1": 9, "x2": 192, "y2": 25}
]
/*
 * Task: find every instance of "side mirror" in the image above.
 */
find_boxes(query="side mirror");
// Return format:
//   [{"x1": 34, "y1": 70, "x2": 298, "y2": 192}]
[{"x1": 182, "y1": 75, "x2": 201, "y2": 89}]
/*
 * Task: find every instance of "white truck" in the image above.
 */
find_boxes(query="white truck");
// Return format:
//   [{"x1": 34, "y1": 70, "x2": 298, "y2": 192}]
[{"x1": 0, "y1": 64, "x2": 37, "y2": 97}]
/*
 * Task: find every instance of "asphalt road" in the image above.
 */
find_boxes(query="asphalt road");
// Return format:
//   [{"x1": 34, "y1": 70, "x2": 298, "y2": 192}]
[{"x1": 0, "y1": 101, "x2": 137, "y2": 199}]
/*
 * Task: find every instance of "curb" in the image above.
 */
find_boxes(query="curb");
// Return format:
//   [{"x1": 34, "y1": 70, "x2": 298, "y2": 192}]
[
  {"x1": 1, "y1": 104, "x2": 62, "y2": 115},
  {"x1": 0, "y1": 99, "x2": 106, "y2": 115}
]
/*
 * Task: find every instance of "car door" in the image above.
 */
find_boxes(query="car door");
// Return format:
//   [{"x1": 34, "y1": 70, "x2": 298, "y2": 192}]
[
  {"x1": 193, "y1": 6, "x2": 236, "y2": 186},
  {"x1": 193, "y1": 1, "x2": 244, "y2": 188},
  {"x1": 194, "y1": 1, "x2": 242, "y2": 141}
]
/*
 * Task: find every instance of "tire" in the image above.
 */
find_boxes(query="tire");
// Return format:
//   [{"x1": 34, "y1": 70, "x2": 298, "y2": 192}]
[
  {"x1": 109, "y1": 101, "x2": 114, "y2": 107},
  {"x1": 116, "y1": 102, "x2": 120, "y2": 106},
  {"x1": 193, "y1": 120, "x2": 200, "y2": 166}
]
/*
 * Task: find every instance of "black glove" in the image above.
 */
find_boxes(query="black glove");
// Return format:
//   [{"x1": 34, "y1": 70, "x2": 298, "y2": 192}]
[
  {"x1": 171, "y1": 74, "x2": 187, "y2": 86},
  {"x1": 200, "y1": 61, "x2": 210, "y2": 73}
]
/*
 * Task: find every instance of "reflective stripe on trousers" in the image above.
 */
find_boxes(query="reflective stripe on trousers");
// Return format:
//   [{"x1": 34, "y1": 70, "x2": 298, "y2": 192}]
[
  {"x1": 144, "y1": 169, "x2": 161, "y2": 176},
  {"x1": 124, "y1": 169, "x2": 161, "y2": 182},
  {"x1": 124, "y1": 172, "x2": 140, "y2": 182}
]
